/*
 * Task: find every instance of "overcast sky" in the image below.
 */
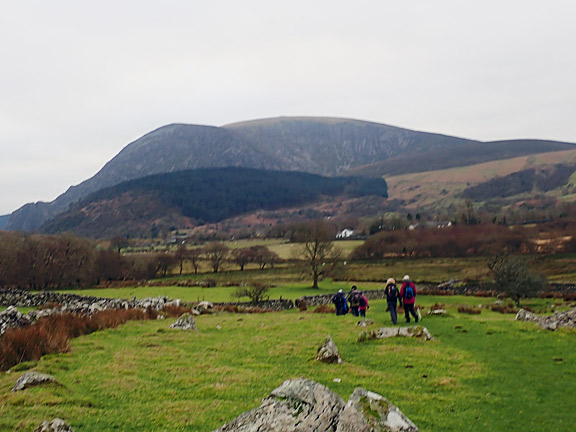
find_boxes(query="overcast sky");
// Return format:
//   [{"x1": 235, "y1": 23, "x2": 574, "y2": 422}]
[{"x1": 1, "y1": 0, "x2": 576, "y2": 215}]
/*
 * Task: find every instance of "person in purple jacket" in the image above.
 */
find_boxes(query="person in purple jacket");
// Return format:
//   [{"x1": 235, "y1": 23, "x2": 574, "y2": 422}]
[{"x1": 400, "y1": 275, "x2": 418, "y2": 323}]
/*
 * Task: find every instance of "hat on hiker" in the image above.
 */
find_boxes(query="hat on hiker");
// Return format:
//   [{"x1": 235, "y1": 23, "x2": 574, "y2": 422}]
[
  {"x1": 338, "y1": 289, "x2": 343, "y2": 293},
  {"x1": 387, "y1": 278, "x2": 395, "y2": 285},
  {"x1": 403, "y1": 275, "x2": 410, "y2": 281}
]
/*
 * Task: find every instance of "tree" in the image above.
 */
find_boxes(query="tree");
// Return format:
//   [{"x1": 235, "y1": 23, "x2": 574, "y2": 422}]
[
  {"x1": 110, "y1": 235, "x2": 130, "y2": 254},
  {"x1": 488, "y1": 253, "x2": 548, "y2": 306},
  {"x1": 188, "y1": 248, "x2": 202, "y2": 274},
  {"x1": 293, "y1": 220, "x2": 341, "y2": 289},
  {"x1": 231, "y1": 248, "x2": 255, "y2": 271},
  {"x1": 203, "y1": 242, "x2": 229, "y2": 273},
  {"x1": 174, "y1": 244, "x2": 190, "y2": 275},
  {"x1": 232, "y1": 282, "x2": 270, "y2": 303},
  {"x1": 251, "y1": 245, "x2": 280, "y2": 270}
]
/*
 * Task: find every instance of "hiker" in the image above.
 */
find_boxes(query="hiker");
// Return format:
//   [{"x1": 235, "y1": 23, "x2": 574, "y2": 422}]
[
  {"x1": 347, "y1": 285, "x2": 360, "y2": 316},
  {"x1": 332, "y1": 289, "x2": 348, "y2": 315},
  {"x1": 384, "y1": 278, "x2": 400, "y2": 324},
  {"x1": 358, "y1": 291, "x2": 369, "y2": 317},
  {"x1": 400, "y1": 275, "x2": 418, "y2": 323}
]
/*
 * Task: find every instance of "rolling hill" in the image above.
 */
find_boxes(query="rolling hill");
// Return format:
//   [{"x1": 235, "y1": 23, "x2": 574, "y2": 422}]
[{"x1": 40, "y1": 167, "x2": 388, "y2": 238}]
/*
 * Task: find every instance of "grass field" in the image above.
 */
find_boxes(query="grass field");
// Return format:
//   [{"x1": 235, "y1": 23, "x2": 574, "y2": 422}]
[{"x1": 1, "y1": 296, "x2": 575, "y2": 431}]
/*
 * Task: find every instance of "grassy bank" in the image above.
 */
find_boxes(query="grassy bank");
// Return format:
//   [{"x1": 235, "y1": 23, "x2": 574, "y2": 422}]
[{"x1": 1, "y1": 297, "x2": 574, "y2": 431}]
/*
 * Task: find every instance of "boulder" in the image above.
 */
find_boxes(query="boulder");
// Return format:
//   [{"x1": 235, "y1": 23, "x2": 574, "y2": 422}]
[
  {"x1": 359, "y1": 326, "x2": 434, "y2": 342},
  {"x1": 11, "y1": 372, "x2": 59, "y2": 392},
  {"x1": 214, "y1": 378, "x2": 346, "y2": 432},
  {"x1": 337, "y1": 388, "x2": 418, "y2": 432},
  {"x1": 33, "y1": 418, "x2": 75, "y2": 432},
  {"x1": 515, "y1": 307, "x2": 576, "y2": 330},
  {"x1": 315, "y1": 335, "x2": 344, "y2": 364},
  {"x1": 196, "y1": 301, "x2": 213, "y2": 312},
  {"x1": 357, "y1": 319, "x2": 375, "y2": 327},
  {"x1": 169, "y1": 313, "x2": 198, "y2": 331},
  {"x1": 213, "y1": 378, "x2": 419, "y2": 432}
]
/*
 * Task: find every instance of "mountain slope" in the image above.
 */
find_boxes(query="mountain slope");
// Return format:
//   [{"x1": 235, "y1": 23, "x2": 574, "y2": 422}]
[
  {"x1": 40, "y1": 167, "x2": 388, "y2": 238},
  {"x1": 7, "y1": 116, "x2": 576, "y2": 232},
  {"x1": 347, "y1": 139, "x2": 576, "y2": 177},
  {"x1": 6, "y1": 117, "x2": 476, "y2": 231}
]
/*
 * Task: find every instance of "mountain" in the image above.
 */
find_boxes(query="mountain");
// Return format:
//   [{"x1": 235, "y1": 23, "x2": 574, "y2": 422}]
[
  {"x1": 40, "y1": 167, "x2": 388, "y2": 238},
  {"x1": 0, "y1": 215, "x2": 9, "y2": 230},
  {"x1": 5, "y1": 117, "x2": 476, "y2": 231},
  {"x1": 6, "y1": 116, "x2": 576, "y2": 232}
]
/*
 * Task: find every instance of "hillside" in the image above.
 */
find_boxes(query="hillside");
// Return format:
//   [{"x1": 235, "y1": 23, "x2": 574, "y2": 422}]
[
  {"x1": 6, "y1": 117, "x2": 476, "y2": 231},
  {"x1": 40, "y1": 167, "x2": 387, "y2": 238},
  {"x1": 385, "y1": 149, "x2": 576, "y2": 209},
  {"x1": 347, "y1": 139, "x2": 576, "y2": 177}
]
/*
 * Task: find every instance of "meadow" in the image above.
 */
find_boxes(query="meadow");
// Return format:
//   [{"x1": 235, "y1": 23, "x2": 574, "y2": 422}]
[{"x1": 1, "y1": 293, "x2": 575, "y2": 432}]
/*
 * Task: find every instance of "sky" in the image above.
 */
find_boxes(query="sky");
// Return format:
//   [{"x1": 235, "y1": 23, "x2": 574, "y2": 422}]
[{"x1": 1, "y1": 0, "x2": 576, "y2": 215}]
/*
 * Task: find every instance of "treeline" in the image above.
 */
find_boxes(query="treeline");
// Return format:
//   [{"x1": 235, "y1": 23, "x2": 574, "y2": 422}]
[
  {"x1": 0, "y1": 232, "x2": 167, "y2": 290},
  {"x1": 350, "y1": 225, "x2": 534, "y2": 260}
]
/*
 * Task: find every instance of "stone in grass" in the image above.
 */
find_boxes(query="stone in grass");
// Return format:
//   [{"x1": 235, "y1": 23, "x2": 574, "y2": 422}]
[
  {"x1": 357, "y1": 319, "x2": 375, "y2": 327},
  {"x1": 11, "y1": 372, "x2": 59, "y2": 392},
  {"x1": 337, "y1": 388, "x2": 419, "y2": 432},
  {"x1": 359, "y1": 326, "x2": 434, "y2": 342},
  {"x1": 213, "y1": 378, "x2": 419, "y2": 432},
  {"x1": 33, "y1": 418, "x2": 75, "y2": 432},
  {"x1": 315, "y1": 335, "x2": 344, "y2": 364},
  {"x1": 169, "y1": 313, "x2": 198, "y2": 331}
]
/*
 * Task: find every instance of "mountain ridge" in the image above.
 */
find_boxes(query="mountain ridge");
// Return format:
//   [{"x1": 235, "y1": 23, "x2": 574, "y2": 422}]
[{"x1": 6, "y1": 116, "x2": 576, "y2": 232}]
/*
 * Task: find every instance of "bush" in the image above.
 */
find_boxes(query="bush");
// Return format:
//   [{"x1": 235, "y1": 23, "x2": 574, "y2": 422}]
[
  {"x1": 0, "y1": 308, "x2": 158, "y2": 371},
  {"x1": 313, "y1": 304, "x2": 334, "y2": 314},
  {"x1": 457, "y1": 305, "x2": 482, "y2": 314}
]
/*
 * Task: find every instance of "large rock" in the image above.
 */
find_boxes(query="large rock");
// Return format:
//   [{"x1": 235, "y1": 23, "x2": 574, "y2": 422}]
[
  {"x1": 315, "y1": 335, "x2": 344, "y2": 364},
  {"x1": 33, "y1": 418, "x2": 75, "y2": 432},
  {"x1": 169, "y1": 313, "x2": 198, "y2": 330},
  {"x1": 213, "y1": 378, "x2": 418, "y2": 432},
  {"x1": 515, "y1": 307, "x2": 576, "y2": 330},
  {"x1": 359, "y1": 326, "x2": 434, "y2": 342},
  {"x1": 11, "y1": 372, "x2": 59, "y2": 392},
  {"x1": 337, "y1": 388, "x2": 418, "y2": 432}
]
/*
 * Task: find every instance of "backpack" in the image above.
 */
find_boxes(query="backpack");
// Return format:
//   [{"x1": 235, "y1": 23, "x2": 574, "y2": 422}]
[
  {"x1": 350, "y1": 291, "x2": 360, "y2": 304},
  {"x1": 388, "y1": 285, "x2": 398, "y2": 300},
  {"x1": 404, "y1": 284, "x2": 414, "y2": 300},
  {"x1": 359, "y1": 294, "x2": 367, "y2": 307}
]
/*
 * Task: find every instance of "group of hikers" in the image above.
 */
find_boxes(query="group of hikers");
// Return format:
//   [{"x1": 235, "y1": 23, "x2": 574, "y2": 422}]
[{"x1": 331, "y1": 275, "x2": 418, "y2": 324}]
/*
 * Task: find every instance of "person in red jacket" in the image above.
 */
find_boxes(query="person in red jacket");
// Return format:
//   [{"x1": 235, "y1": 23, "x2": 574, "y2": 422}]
[
  {"x1": 400, "y1": 275, "x2": 418, "y2": 323},
  {"x1": 358, "y1": 291, "x2": 369, "y2": 317}
]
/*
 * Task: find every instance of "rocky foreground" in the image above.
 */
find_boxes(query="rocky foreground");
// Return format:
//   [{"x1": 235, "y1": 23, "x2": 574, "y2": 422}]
[{"x1": 214, "y1": 378, "x2": 418, "y2": 432}]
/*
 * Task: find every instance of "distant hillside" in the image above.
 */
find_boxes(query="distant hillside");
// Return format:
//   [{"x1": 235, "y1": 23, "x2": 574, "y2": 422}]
[
  {"x1": 460, "y1": 164, "x2": 576, "y2": 200},
  {"x1": 40, "y1": 167, "x2": 388, "y2": 239},
  {"x1": 385, "y1": 149, "x2": 576, "y2": 210},
  {"x1": 347, "y1": 140, "x2": 576, "y2": 177},
  {"x1": 6, "y1": 117, "x2": 476, "y2": 231}
]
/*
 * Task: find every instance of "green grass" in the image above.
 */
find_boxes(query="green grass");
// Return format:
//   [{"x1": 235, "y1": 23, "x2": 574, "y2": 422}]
[{"x1": 1, "y1": 297, "x2": 574, "y2": 431}]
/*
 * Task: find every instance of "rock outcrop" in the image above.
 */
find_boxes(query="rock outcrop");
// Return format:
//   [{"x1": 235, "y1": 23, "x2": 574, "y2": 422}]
[
  {"x1": 169, "y1": 313, "x2": 198, "y2": 331},
  {"x1": 315, "y1": 336, "x2": 344, "y2": 364},
  {"x1": 213, "y1": 378, "x2": 418, "y2": 432},
  {"x1": 515, "y1": 307, "x2": 576, "y2": 330},
  {"x1": 11, "y1": 372, "x2": 60, "y2": 392},
  {"x1": 359, "y1": 326, "x2": 434, "y2": 342},
  {"x1": 33, "y1": 418, "x2": 75, "y2": 432}
]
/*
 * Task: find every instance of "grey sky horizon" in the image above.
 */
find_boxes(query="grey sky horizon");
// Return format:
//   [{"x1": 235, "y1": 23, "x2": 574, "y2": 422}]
[{"x1": 2, "y1": 0, "x2": 576, "y2": 215}]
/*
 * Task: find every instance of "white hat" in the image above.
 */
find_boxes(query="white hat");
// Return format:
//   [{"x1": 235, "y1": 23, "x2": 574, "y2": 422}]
[
  {"x1": 387, "y1": 278, "x2": 396, "y2": 285},
  {"x1": 338, "y1": 289, "x2": 343, "y2": 293},
  {"x1": 403, "y1": 275, "x2": 410, "y2": 281}
]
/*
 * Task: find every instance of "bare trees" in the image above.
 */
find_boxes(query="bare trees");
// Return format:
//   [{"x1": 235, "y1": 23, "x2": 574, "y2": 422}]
[
  {"x1": 293, "y1": 220, "x2": 341, "y2": 289},
  {"x1": 203, "y1": 242, "x2": 229, "y2": 273}
]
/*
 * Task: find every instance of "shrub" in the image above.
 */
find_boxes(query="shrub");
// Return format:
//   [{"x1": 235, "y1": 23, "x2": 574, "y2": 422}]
[
  {"x1": 490, "y1": 304, "x2": 518, "y2": 314},
  {"x1": 0, "y1": 308, "x2": 157, "y2": 371},
  {"x1": 313, "y1": 304, "x2": 334, "y2": 314},
  {"x1": 457, "y1": 305, "x2": 482, "y2": 314}
]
